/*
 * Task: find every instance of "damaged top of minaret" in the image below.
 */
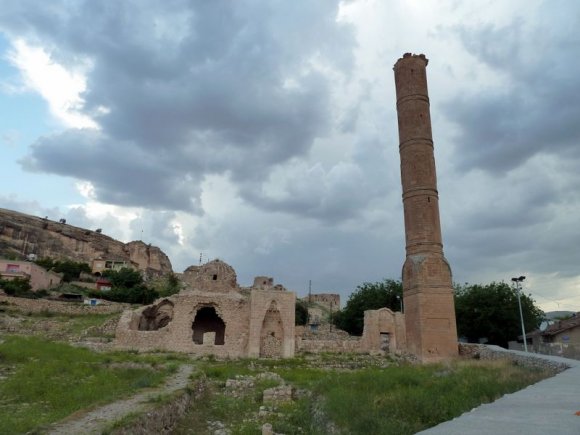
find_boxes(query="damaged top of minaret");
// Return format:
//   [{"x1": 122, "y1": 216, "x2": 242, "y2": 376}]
[{"x1": 393, "y1": 53, "x2": 429, "y2": 70}]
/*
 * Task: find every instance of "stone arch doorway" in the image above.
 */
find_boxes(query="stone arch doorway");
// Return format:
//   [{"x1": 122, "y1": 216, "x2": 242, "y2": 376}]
[
  {"x1": 192, "y1": 306, "x2": 225, "y2": 345},
  {"x1": 260, "y1": 301, "x2": 284, "y2": 358}
]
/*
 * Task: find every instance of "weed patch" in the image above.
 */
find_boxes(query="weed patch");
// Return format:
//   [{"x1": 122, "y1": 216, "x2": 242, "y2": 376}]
[
  {"x1": 173, "y1": 355, "x2": 551, "y2": 435},
  {"x1": 0, "y1": 335, "x2": 175, "y2": 434}
]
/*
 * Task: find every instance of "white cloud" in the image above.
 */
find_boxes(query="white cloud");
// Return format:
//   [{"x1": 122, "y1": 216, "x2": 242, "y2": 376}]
[{"x1": 7, "y1": 39, "x2": 97, "y2": 129}]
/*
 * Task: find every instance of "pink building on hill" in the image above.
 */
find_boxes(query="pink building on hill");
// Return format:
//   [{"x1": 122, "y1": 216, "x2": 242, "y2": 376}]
[{"x1": 0, "y1": 260, "x2": 62, "y2": 291}]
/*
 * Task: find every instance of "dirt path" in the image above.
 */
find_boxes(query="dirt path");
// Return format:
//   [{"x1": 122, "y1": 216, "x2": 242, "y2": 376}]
[{"x1": 48, "y1": 364, "x2": 195, "y2": 435}]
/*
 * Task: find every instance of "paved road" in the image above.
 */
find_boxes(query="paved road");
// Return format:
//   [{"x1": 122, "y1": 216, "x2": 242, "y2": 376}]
[{"x1": 419, "y1": 348, "x2": 580, "y2": 435}]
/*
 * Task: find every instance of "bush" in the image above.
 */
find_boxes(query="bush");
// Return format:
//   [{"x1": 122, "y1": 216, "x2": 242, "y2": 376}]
[
  {"x1": 0, "y1": 277, "x2": 34, "y2": 297},
  {"x1": 150, "y1": 273, "x2": 182, "y2": 298},
  {"x1": 91, "y1": 285, "x2": 159, "y2": 305},
  {"x1": 34, "y1": 257, "x2": 91, "y2": 282}
]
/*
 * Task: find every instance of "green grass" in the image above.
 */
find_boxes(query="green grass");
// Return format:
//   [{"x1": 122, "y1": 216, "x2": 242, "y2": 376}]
[
  {"x1": 314, "y1": 359, "x2": 549, "y2": 434},
  {"x1": 5, "y1": 309, "x2": 120, "y2": 339},
  {"x1": 0, "y1": 335, "x2": 176, "y2": 434},
  {"x1": 173, "y1": 356, "x2": 550, "y2": 435},
  {"x1": 172, "y1": 383, "x2": 260, "y2": 435}
]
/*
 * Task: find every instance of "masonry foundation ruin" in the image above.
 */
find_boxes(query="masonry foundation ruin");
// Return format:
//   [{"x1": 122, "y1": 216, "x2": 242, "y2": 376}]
[{"x1": 115, "y1": 259, "x2": 296, "y2": 358}]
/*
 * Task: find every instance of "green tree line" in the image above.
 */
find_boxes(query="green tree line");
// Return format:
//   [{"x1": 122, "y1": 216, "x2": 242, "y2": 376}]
[{"x1": 332, "y1": 279, "x2": 543, "y2": 347}]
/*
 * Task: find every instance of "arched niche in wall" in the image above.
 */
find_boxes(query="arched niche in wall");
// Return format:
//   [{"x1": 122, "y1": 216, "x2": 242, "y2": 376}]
[{"x1": 259, "y1": 300, "x2": 284, "y2": 358}]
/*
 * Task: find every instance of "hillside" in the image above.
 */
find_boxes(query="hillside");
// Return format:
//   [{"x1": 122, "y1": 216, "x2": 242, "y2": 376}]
[{"x1": 0, "y1": 207, "x2": 173, "y2": 276}]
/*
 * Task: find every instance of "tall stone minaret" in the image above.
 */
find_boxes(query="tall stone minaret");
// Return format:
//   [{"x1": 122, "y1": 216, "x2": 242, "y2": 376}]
[{"x1": 393, "y1": 53, "x2": 458, "y2": 361}]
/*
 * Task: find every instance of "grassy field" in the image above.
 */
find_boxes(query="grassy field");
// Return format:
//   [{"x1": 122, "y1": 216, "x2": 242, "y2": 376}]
[
  {"x1": 0, "y1": 335, "x2": 180, "y2": 434},
  {"x1": 174, "y1": 355, "x2": 552, "y2": 435},
  {"x1": 0, "y1": 306, "x2": 554, "y2": 435}
]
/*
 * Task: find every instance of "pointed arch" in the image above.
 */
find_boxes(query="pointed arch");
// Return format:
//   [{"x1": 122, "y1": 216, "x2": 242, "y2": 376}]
[{"x1": 259, "y1": 300, "x2": 284, "y2": 357}]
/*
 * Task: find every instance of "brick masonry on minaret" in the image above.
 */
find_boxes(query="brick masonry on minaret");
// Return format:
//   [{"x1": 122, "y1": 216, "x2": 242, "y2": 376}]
[{"x1": 393, "y1": 53, "x2": 458, "y2": 362}]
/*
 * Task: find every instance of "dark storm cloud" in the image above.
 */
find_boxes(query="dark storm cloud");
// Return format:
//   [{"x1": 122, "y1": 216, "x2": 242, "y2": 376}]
[
  {"x1": 20, "y1": 129, "x2": 203, "y2": 212},
  {"x1": 443, "y1": 4, "x2": 580, "y2": 174},
  {"x1": 185, "y1": 204, "x2": 405, "y2": 294},
  {"x1": 0, "y1": 0, "x2": 355, "y2": 214},
  {"x1": 129, "y1": 210, "x2": 180, "y2": 246}
]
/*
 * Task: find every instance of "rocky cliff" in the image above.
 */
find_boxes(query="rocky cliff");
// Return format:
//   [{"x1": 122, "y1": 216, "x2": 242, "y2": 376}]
[{"x1": 0, "y1": 207, "x2": 173, "y2": 276}]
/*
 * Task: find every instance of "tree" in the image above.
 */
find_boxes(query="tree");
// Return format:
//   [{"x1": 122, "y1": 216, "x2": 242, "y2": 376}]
[
  {"x1": 454, "y1": 282, "x2": 544, "y2": 348},
  {"x1": 102, "y1": 268, "x2": 143, "y2": 288},
  {"x1": 95, "y1": 268, "x2": 159, "y2": 304},
  {"x1": 295, "y1": 299, "x2": 309, "y2": 326},
  {"x1": 333, "y1": 279, "x2": 402, "y2": 336},
  {"x1": 34, "y1": 257, "x2": 91, "y2": 282},
  {"x1": 157, "y1": 273, "x2": 181, "y2": 297},
  {"x1": 0, "y1": 277, "x2": 32, "y2": 296}
]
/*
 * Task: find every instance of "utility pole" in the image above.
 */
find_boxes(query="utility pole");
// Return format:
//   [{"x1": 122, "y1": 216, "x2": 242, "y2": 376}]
[{"x1": 511, "y1": 276, "x2": 528, "y2": 352}]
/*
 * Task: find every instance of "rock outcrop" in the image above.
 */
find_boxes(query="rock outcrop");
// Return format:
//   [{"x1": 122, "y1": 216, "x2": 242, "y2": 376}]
[{"x1": 0, "y1": 207, "x2": 172, "y2": 276}]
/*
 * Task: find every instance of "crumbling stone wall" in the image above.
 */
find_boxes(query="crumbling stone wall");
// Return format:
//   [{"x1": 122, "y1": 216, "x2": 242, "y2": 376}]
[
  {"x1": 259, "y1": 301, "x2": 285, "y2": 357},
  {"x1": 295, "y1": 328, "x2": 363, "y2": 353},
  {"x1": 0, "y1": 295, "x2": 128, "y2": 315},
  {"x1": 181, "y1": 259, "x2": 238, "y2": 292},
  {"x1": 360, "y1": 308, "x2": 406, "y2": 354},
  {"x1": 296, "y1": 337, "x2": 362, "y2": 353},
  {"x1": 138, "y1": 300, "x2": 174, "y2": 331},
  {"x1": 116, "y1": 290, "x2": 250, "y2": 357},
  {"x1": 302, "y1": 293, "x2": 340, "y2": 311},
  {"x1": 463, "y1": 344, "x2": 573, "y2": 373},
  {"x1": 248, "y1": 288, "x2": 295, "y2": 358},
  {"x1": 115, "y1": 260, "x2": 296, "y2": 358}
]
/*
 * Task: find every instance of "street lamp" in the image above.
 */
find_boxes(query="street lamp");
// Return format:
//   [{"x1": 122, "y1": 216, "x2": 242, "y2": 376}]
[{"x1": 511, "y1": 276, "x2": 527, "y2": 352}]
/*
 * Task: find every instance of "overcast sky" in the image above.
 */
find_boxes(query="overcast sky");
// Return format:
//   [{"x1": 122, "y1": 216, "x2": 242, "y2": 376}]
[{"x1": 1, "y1": 0, "x2": 579, "y2": 312}]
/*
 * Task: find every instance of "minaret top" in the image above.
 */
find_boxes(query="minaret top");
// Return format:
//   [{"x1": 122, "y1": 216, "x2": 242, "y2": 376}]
[{"x1": 393, "y1": 53, "x2": 429, "y2": 70}]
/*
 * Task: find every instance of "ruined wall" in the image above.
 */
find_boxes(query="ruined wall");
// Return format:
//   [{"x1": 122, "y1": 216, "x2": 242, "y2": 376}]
[
  {"x1": 296, "y1": 337, "x2": 362, "y2": 353},
  {"x1": 360, "y1": 308, "x2": 406, "y2": 354},
  {"x1": 294, "y1": 327, "x2": 362, "y2": 354},
  {"x1": 115, "y1": 291, "x2": 251, "y2": 357},
  {"x1": 181, "y1": 259, "x2": 237, "y2": 292},
  {"x1": 248, "y1": 289, "x2": 295, "y2": 358},
  {"x1": 0, "y1": 207, "x2": 172, "y2": 276},
  {"x1": 0, "y1": 295, "x2": 128, "y2": 315},
  {"x1": 302, "y1": 293, "x2": 340, "y2": 311},
  {"x1": 115, "y1": 260, "x2": 296, "y2": 358}
]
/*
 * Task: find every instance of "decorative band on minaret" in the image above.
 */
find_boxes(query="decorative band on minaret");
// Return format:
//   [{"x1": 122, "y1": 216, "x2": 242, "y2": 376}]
[{"x1": 393, "y1": 53, "x2": 458, "y2": 361}]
